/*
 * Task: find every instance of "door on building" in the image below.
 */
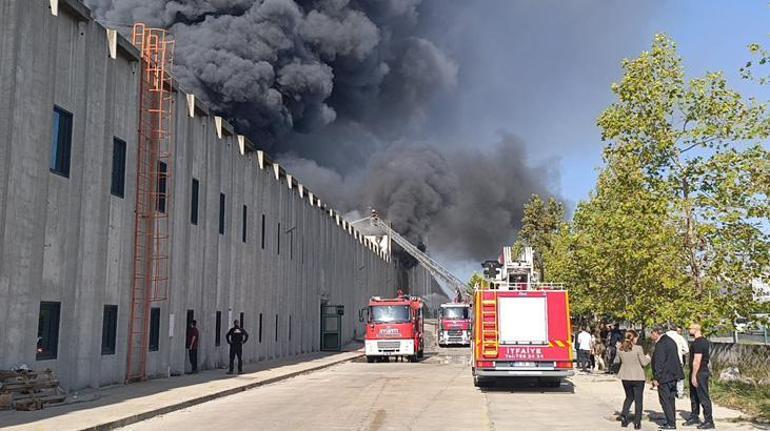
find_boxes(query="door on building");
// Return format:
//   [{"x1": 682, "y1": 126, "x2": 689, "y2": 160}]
[{"x1": 320, "y1": 304, "x2": 344, "y2": 351}]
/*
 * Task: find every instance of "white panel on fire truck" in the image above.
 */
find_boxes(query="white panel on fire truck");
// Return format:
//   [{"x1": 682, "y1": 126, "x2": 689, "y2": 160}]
[{"x1": 498, "y1": 296, "x2": 548, "y2": 345}]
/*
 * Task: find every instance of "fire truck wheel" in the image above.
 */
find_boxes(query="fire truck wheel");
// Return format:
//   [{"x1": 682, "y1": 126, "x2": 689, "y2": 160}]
[
  {"x1": 367, "y1": 356, "x2": 375, "y2": 363},
  {"x1": 408, "y1": 355, "x2": 417, "y2": 363},
  {"x1": 417, "y1": 349, "x2": 424, "y2": 359}
]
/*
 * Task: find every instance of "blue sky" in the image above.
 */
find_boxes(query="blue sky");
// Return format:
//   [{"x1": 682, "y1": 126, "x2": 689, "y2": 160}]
[
  {"x1": 547, "y1": 1, "x2": 770, "y2": 204},
  {"x1": 424, "y1": 0, "x2": 770, "y2": 207},
  {"x1": 422, "y1": 1, "x2": 770, "y2": 279}
]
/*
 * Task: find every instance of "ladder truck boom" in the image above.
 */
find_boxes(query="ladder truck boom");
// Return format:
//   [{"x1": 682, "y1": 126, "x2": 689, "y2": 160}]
[{"x1": 367, "y1": 214, "x2": 465, "y2": 300}]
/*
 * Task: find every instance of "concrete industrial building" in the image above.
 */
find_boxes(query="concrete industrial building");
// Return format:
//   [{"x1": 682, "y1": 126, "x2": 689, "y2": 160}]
[{"x1": 0, "y1": 0, "x2": 440, "y2": 390}]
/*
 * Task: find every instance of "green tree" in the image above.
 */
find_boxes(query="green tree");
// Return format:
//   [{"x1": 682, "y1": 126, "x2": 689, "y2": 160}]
[
  {"x1": 466, "y1": 272, "x2": 489, "y2": 297},
  {"x1": 596, "y1": 34, "x2": 770, "y2": 327},
  {"x1": 516, "y1": 194, "x2": 566, "y2": 281}
]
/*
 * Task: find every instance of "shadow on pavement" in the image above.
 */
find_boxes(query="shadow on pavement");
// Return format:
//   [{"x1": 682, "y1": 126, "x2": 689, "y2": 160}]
[{"x1": 478, "y1": 378, "x2": 576, "y2": 394}]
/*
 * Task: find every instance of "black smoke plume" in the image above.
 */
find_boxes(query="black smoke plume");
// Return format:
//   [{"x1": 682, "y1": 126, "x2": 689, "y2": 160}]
[{"x1": 87, "y1": 0, "x2": 560, "y2": 265}]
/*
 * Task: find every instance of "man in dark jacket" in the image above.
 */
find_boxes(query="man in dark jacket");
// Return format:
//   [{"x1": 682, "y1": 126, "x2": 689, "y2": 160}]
[
  {"x1": 186, "y1": 320, "x2": 199, "y2": 374},
  {"x1": 651, "y1": 325, "x2": 685, "y2": 430},
  {"x1": 226, "y1": 320, "x2": 249, "y2": 375}
]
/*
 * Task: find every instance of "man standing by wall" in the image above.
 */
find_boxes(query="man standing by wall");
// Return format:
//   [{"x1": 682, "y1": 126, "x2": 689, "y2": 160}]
[
  {"x1": 651, "y1": 325, "x2": 684, "y2": 430},
  {"x1": 186, "y1": 320, "x2": 199, "y2": 374},
  {"x1": 683, "y1": 323, "x2": 714, "y2": 429},
  {"x1": 226, "y1": 320, "x2": 249, "y2": 375}
]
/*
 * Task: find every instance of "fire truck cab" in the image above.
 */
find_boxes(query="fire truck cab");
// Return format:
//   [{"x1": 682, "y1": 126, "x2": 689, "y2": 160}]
[
  {"x1": 437, "y1": 303, "x2": 472, "y2": 347},
  {"x1": 361, "y1": 293, "x2": 425, "y2": 362},
  {"x1": 472, "y1": 247, "x2": 574, "y2": 387}
]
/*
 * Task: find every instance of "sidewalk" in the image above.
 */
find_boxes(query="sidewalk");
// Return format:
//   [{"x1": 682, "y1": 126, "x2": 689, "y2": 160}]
[
  {"x1": 0, "y1": 347, "x2": 363, "y2": 431},
  {"x1": 570, "y1": 371, "x2": 763, "y2": 430}
]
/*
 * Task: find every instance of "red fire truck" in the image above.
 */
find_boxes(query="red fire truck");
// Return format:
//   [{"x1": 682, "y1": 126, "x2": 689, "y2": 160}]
[
  {"x1": 472, "y1": 247, "x2": 574, "y2": 387},
  {"x1": 437, "y1": 303, "x2": 472, "y2": 346},
  {"x1": 361, "y1": 293, "x2": 425, "y2": 362}
]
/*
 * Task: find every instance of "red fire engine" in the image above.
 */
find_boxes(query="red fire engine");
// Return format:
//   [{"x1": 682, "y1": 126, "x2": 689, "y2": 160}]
[
  {"x1": 361, "y1": 292, "x2": 425, "y2": 362},
  {"x1": 472, "y1": 246, "x2": 574, "y2": 387},
  {"x1": 437, "y1": 302, "x2": 472, "y2": 346}
]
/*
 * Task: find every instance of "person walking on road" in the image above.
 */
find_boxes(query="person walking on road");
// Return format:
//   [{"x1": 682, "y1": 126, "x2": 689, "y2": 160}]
[
  {"x1": 226, "y1": 320, "x2": 249, "y2": 375},
  {"x1": 666, "y1": 324, "x2": 689, "y2": 399},
  {"x1": 651, "y1": 325, "x2": 685, "y2": 430},
  {"x1": 186, "y1": 320, "x2": 199, "y2": 374},
  {"x1": 683, "y1": 323, "x2": 714, "y2": 429},
  {"x1": 614, "y1": 329, "x2": 650, "y2": 429},
  {"x1": 577, "y1": 327, "x2": 593, "y2": 372}
]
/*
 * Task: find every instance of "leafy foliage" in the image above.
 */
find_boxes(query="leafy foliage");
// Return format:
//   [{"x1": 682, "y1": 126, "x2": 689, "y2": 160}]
[{"x1": 536, "y1": 34, "x2": 770, "y2": 330}]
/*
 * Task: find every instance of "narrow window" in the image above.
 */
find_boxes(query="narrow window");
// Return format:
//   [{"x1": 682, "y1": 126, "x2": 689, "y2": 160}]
[
  {"x1": 275, "y1": 314, "x2": 279, "y2": 342},
  {"x1": 219, "y1": 193, "x2": 226, "y2": 235},
  {"x1": 290, "y1": 232, "x2": 294, "y2": 260},
  {"x1": 156, "y1": 161, "x2": 167, "y2": 213},
  {"x1": 289, "y1": 315, "x2": 292, "y2": 341},
  {"x1": 101, "y1": 305, "x2": 118, "y2": 355},
  {"x1": 110, "y1": 138, "x2": 126, "y2": 197},
  {"x1": 149, "y1": 307, "x2": 160, "y2": 351},
  {"x1": 50, "y1": 106, "x2": 72, "y2": 177},
  {"x1": 240, "y1": 312, "x2": 245, "y2": 330},
  {"x1": 242, "y1": 205, "x2": 247, "y2": 243},
  {"x1": 36, "y1": 302, "x2": 61, "y2": 360},
  {"x1": 261, "y1": 214, "x2": 266, "y2": 249},
  {"x1": 215, "y1": 311, "x2": 222, "y2": 346},
  {"x1": 277, "y1": 223, "x2": 281, "y2": 255},
  {"x1": 186, "y1": 309, "x2": 194, "y2": 330},
  {"x1": 259, "y1": 313, "x2": 263, "y2": 343},
  {"x1": 191, "y1": 178, "x2": 199, "y2": 225}
]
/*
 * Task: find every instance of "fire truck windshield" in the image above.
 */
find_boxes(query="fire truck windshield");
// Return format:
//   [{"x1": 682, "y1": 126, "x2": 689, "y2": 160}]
[
  {"x1": 441, "y1": 307, "x2": 469, "y2": 319},
  {"x1": 370, "y1": 305, "x2": 411, "y2": 323}
]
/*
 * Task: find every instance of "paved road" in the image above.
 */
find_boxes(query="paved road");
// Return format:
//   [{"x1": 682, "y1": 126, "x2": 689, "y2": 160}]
[{"x1": 119, "y1": 330, "x2": 753, "y2": 431}]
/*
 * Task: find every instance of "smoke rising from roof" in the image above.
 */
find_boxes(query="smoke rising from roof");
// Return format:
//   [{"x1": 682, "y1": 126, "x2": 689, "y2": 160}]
[{"x1": 86, "y1": 0, "x2": 635, "y2": 266}]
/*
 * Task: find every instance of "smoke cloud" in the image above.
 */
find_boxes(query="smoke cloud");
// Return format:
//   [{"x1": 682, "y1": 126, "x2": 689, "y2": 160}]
[
  {"x1": 87, "y1": 0, "x2": 658, "y2": 268},
  {"x1": 282, "y1": 134, "x2": 558, "y2": 262}
]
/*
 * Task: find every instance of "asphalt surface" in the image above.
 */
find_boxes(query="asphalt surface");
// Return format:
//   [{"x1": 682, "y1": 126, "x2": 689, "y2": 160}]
[{"x1": 118, "y1": 326, "x2": 754, "y2": 431}]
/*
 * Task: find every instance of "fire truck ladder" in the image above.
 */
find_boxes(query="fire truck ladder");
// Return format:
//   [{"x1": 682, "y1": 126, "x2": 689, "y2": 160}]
[
  {"x1": 367, "y1": 214, "x2": 464, "y2": 300},
  {"x1": 479, "y1": 290, "x2": 499, "y2": 358},
  {"x1": 125, "y1": 23, "x2": 175, "y2": 383}
]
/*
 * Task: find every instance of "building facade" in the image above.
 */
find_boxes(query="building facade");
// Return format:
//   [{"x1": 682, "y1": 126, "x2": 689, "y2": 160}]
[{"x1": 0, "y1": 0, "x2": 437, "y2": 390}]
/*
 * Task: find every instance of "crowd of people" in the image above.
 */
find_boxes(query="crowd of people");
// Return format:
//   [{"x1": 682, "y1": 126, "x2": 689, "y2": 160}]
[{"x1": 574, "y1": 322, "x2": 714, "y2": 430}]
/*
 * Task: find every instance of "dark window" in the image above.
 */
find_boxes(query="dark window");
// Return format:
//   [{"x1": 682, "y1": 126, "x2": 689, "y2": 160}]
[
  {"x1": 191, "y1": 178, "x2": 199, "y2": 225},
  {"x1": 156, "y1": 161, "x2": 167, "y2": 213},
  {"x1": 275, "y1": 314, "x2": 279, "y2": 342},
  {"x1": 240, "y1": 312, "x2": 245, "y2": 330},
  {"x1": 110, "y1": 138, "x2": 126, "y2": 197},
  {"x1": 37, "y1": 302, "x2": 61, "y2": 360},
  {"x1": 149, "y1": 307, "x2": 160, "y2": 351},
  {"x1": 242, "y1": 205, "x2": 247, "y2": 243},
  {"x1": 101, "y1": 305, "x2": 118, "y2": 355},
  {"x1": 259, "y1": 313, "x2": 263, "y2": 343},
  {"x1": 290, "y1": 232, "x2": 294, "y2": 260},
  {"x1": 261, "y1": 214, "x2": 266, "y2": 249},
  {"x1": 289, "y1": 315, "x2": 292, "y2": 341},
  {"x1": 215, "y1": 311, "x2": 222, "y2": 346},
  {"x1": 219, "y1": 193, "x2": 226, "y2": 235},
  {"x1": 186, "y1": 309, "x2": 194, "y2": 329},
  {"x1": 50, "y1": 106, "x2": 72, "y2": 177},
  {"x1": 277, "y1": 223, "x2": 281, "y2": 255}
]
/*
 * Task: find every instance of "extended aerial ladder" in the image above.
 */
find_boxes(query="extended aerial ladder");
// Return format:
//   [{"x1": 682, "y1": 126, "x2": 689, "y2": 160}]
[{"x1": 363, "y1": 211, "x2": 466, "y2": 300}]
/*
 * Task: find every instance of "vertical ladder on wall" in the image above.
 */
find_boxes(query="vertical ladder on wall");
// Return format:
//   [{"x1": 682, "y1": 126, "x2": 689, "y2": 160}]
[
  {"x1": 125, "y1": 23, "x2": 175, "y2": 383},
  {"x1": 480, "y1": 291, "x2": 499, "y2": 358}
]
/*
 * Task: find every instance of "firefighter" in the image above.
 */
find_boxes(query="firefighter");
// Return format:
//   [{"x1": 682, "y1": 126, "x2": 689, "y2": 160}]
[{"x1": 226, "y1": 320, "x2": 249, "y2": 375}]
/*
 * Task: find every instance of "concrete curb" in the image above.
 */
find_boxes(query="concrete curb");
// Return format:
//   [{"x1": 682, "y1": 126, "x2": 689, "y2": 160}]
[{"x1": 81, "y1": 352, "x2": 363, "y2": 431}]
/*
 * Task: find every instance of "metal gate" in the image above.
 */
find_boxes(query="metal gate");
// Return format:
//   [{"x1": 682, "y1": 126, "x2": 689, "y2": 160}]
[{"x1": 321, "y1": 305, "x2": 344, "y2": 351}]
